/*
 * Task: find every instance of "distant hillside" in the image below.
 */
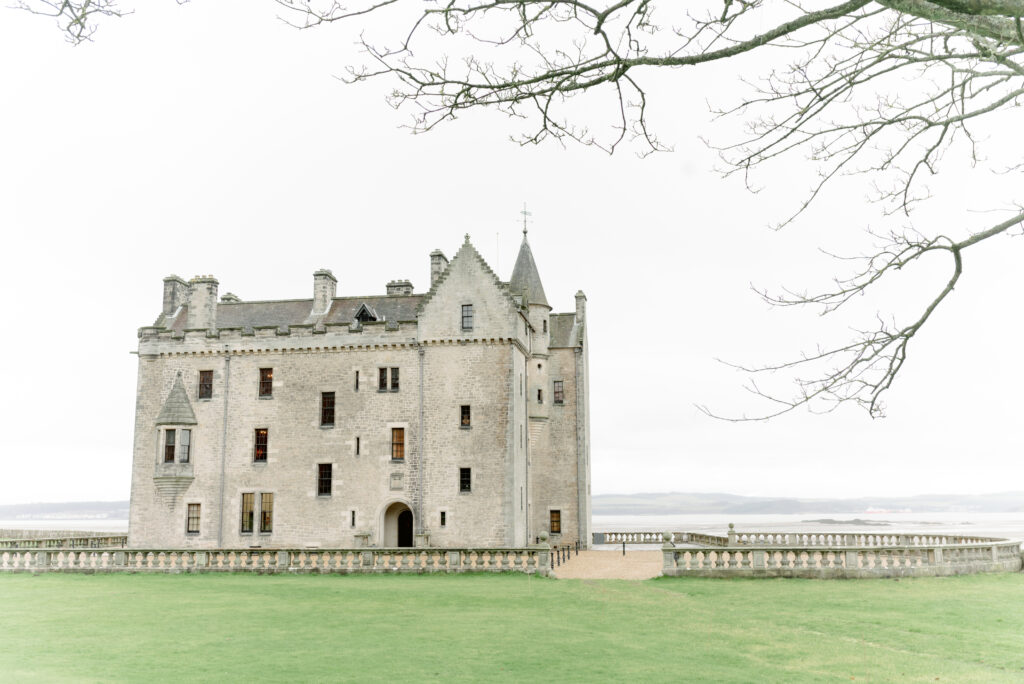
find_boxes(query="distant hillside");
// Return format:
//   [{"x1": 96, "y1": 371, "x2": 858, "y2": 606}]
[
  {"x1": 592, "y1": 492, "x2": 1024, "y2": 515},
  {"x1": 0, "y1": 501, "x2": 129, "y2": 520}
]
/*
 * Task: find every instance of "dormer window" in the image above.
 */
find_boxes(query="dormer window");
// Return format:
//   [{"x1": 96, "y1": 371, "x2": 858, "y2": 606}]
[{"x1": 355, "y1": 303, "x2": 378, "y2": 323}]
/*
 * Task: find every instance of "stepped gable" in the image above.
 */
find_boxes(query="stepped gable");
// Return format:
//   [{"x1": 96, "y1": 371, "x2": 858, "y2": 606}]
[
  {"x1": 154, "y1": 373, "x2": 197, "y2": 425},
  {"x1": 509, "y1": 234, "x2": 549, "y2": 307},
  {"x1": 159, "y1": 295, "x2": 423, "y2": 332},
  {"x1": 417, "y1": 234, "x2": 516, "y2": 314}
]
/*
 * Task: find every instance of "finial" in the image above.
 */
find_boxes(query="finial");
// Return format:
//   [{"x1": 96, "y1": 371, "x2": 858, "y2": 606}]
[
  {"x1": 464, "y1": 233, "x2": 470, "y2": 244},
  {"x1": 520, "y1": 202, "x2": 531, "y2": 237}
]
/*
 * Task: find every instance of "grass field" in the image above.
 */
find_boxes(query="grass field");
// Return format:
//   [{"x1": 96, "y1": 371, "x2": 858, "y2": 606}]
[{"x1": 2, "y1": 572, "x2": 1023, "y2": 682}]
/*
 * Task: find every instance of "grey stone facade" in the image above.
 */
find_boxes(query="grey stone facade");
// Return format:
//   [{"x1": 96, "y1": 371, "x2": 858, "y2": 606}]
[{"x1": 128, "y1": 234, "x2": 591, "y2": 549}]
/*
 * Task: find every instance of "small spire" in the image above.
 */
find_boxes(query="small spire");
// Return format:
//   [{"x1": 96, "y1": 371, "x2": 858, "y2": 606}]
[{"x1": 520, "y1": 202, "x2": 531, "y2": 237}]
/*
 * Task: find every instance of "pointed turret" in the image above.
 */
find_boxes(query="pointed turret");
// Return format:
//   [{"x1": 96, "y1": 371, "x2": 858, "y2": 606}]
[
  {"x1": 509, "y1": 233, "x2": 549, "y2": 308},
  {"x1": 155, "y1": 373, "x2": 198, "y2": 425}
]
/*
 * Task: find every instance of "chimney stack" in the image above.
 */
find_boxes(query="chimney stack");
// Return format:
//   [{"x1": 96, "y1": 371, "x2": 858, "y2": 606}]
[
  {"x1": 386, "y1": 279, "x2": 413, "y2": 296},
  {"x1": 430, "y1": 250, "x2": 448, "y2": 288},
  {"x1": 186, "y1": 275, "x2": 219, "y2": 330},
  {"x1": 575, "y1": 290, "x2": 587, "y2": 324},
  {"x1": 162, "y1": 275, "x2": 189, "y2": 317},
  {"x1": 313, "y1": 269, "x2": 337, "y2": 315}
]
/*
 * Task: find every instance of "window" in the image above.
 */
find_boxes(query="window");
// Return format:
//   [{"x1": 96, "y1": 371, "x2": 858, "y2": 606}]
[
  {"x1": 355, "y1": 370, "x2": 359, "y2": 391},
  {"x1": 391, "y1": 428, "x2": 405, "y2": 460},
  {"x1": 186, "y1": 503, "x2": 200, "y2": 534},
  {"x1": 350, "y1": 510, "x2": 356, "y2": 527},
  {"x1": 321, "y1": 392, "x2": 335, "y2": 426},
  {"x1": 553, "y1": 380, "x2": 564, "y2": 404},
  {"x1": 543, "y1": 319, "x2": 547, "y2": 334},
  {"x1": 356, "y1": 436, "x2": 360, "y2": 456},
  {"x1": 179, "y1": 429, "x2": 191, "y2": 463},
  {"x1": 260, "y1": 493, "x2": 273, "y2": 533},
  {"x1": 241, "y1": 493, "x2": 254, "y2": 533},
  {"x1": 259, "y1": 368, "x2": 273, "y2": 397},
  {"x1": 550, "y1": 509, "x2": 561, "y2": 535},
  {"x1": 163, "y1": 430, "x2": 175, "y2": 463},
  {"x1": 198, "y1": 370, "x2": 213, "y2": 399},
  {"x1": 254, "y1": 429, "x2": 268, "y2": 463},
  {"x1": 378, "y1": 367, "x2": 387, "y2": 391},
  {"x1": 390, "y1": 367, "x2": 399, "y2": 391},
  {"x1": 459, "y1": 467, "x2": 471, "y2": 493},
  {"x1": 537, "y1": 389, "x2": 543, "y2": 404},
  {"x1": 460, "y1": 405, "x2": 471, "y2": 428},
  {"x1": 440, "y1": 511, "x2": 446, "y2": 527},
  {"x1": 461, "y1": 304, "x2": 473, "y2": 330},
  {"x1": 317, "y1": 464, "x2": 332, "y2": 496}
]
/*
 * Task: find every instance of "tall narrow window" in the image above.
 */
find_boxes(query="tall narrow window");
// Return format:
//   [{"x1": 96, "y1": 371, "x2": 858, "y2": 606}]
[
  {"x1": 461, "y1": 304, "x2": 473, "y2": 330},
  {"x1": 350, "y1": 510, "x2": 356, "y2": 527},
  {"x1": 459, "y1": 467, "x2": 471, "y2": 493},
  {"x1": 320, "y1": 392, "x2": 335, "y2": 426},
  {"x1": 163, "y1": 430, "x2": 175, "y2": 463},
  {"x1": 179, "y1": 429, "x2": 191, "y2": 463},
  {"x1": 543, "y1": 319, "x2": 548, "y2": 334},
  {"x1": 440, "y1": 511, "x2": 447, "y2": 527},
  {"x1": 460, "y1": 405, "x2": 471, "y2": 428},
  {"x1": 254, "y1": 429, "x2": 268, "y2": 463},
  {"x1": 553, "y1": 380, "x2": 564, "y2": 404},
  {"x1": 260, "y1": 493, "x2": 273, "y2": 533},
  {"x1": 391, "y1": 428, "x2": 405, "y2": 460},
  {"x1": 317, "y1": 464, "x2": 332, "y2": 496},
  {"x1": 550, "y1": 509, "x2": 562, "y2": 534},
  {"x1": 241, "y1": 493, "x2": 254, "y2": 533},
  {"x1": 186, "y1": 503, "x2": 200, "y2": 534},
  {"x1": 356, "y1": 436, "x2": 360, "y2": 456},
  {"x1": 259, "y1": 368, "x2": 273, "y2": 397},
  {"x1": 378, "y1": 367, "x2": 387, "y2": 391},
  {"x1": 355, "y1": 370, "x2": 359, "y2": 391},
  {"x1": 390, "y1": 367, "x2": 399, "y2": 391},
  {"x1": 198, "y1": 370, "x2": 213, "y2": 399},
  {"x1": 537, "y1": 389, "x2": 543, "y2": 404}
]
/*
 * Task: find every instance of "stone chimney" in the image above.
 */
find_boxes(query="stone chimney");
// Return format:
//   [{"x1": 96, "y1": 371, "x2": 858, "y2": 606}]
[
  {"x1": 430, "y1": 250, "x2": 448, "y2": 288},
  {"x1": 575, "y1": 290, "x2": 587, "y2": 324},
  {"x1": 162, "y1": 275, "x2": 189, "y2": 317},
  {"x1": 186, "y1": 275, "x2": 219, "y2": 330},
  {"x1": 313, "y1": 269, "x2": 337, "y2": 315},
  {"x1": 386, "y1": 279, "x2": 413, "y2": 296}
]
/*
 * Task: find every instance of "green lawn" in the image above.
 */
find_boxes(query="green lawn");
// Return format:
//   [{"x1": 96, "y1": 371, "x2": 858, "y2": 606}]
[{"x1": 1, "y1": 572, "x2": 1023, "y2": 682}]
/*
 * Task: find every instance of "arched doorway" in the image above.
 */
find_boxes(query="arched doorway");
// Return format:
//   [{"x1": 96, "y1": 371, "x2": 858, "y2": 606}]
[{"x1": 383, "y1": 501, "x2": 414, "y2": 547}]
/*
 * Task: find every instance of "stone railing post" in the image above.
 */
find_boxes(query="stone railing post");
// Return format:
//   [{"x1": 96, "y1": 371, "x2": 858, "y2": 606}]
[
  {"x1": 845, "y1": 550, "x2": 859, "y2": 572},
  {"x1": 933, "y1": 547, "x2": 943, "y2": 564},
  {"x1": 991, "y1": 545, "x2": 999, "y2": 563},
  {"x1": 752, "y1": 549, "x2": 766, "y2": 569},
  {"x1": 415, "y1": 533, "x2": 430, "y2": 548},
  {"x1": 114, "y1": 551, "x2": 127, "y2": 568},
  {"x1": 534, "y1": 531, "x2": 551, "y2": 576},
  {"x1": 34, "y1": 551, "x2": 49, "y2": 570},
  {"x1": 276, "y1": 551, "x2": 290, "y2": 572},
  {"x1": 661, "y1": 532, "x2": 676, "y2": 575},
  {"x1": 360, "y1": 551, "x2": 374, "y2": 570},
  {"x1": 447, "y1": 550, "x2": 462, "y2": 572},
  {"x1": 727, "y1": 523, "x2": 737, "y2": 546}
]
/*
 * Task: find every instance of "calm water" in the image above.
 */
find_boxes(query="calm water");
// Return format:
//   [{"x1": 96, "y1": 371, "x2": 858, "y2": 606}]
[{"x1": 3, "y1": 513, "x2": 1023, "y2": 542}]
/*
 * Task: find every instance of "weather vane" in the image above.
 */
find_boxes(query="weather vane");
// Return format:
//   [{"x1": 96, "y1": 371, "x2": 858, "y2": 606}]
[{"x1": 520, "y1": 202, "x2": 532, "y2": 236}]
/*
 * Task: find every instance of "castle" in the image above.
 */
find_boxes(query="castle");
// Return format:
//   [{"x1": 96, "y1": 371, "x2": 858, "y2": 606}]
[{"x1": 128, "y1": 232, "x2": 591, "y2": 549}]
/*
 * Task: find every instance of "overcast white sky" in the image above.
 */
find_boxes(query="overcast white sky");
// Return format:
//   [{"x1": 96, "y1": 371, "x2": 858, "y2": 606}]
[{"x1": 0, "y1": 2, "x2": 1021, "y2": 505}]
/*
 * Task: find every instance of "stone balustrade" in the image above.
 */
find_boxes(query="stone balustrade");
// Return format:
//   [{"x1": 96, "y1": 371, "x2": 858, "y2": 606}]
[
  {"x1": 0, "y1": 535, "x2": 128, "y2": 550},
  {"x1": 0, "y1": 547, "x2": 551, "y2": 575},
  {"x1": 732, "y1": 532, "x2": 1005, "y2": 547},
  {"x1": 595, "y1": 532, "x2": 729, "y2": 546}
]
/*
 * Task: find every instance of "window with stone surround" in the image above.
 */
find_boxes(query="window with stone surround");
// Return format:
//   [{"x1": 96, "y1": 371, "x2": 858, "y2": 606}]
[
  {"x1": 550, "y1": 509, "x2": 561, "y2": 535},
  {"x1": 553, "y1": 380, "x2": 564, "y2": 404},
  {"x1": 179, "y1": 429, "x2": 191, "y2": 463},
  {"x1": 356, "y1": 436, "x2": 361, "y2": 456},
  {"x1": 350, "y1": 510, "x2": 356, "y2": 527},
  {"x1": 240, "y1": 493, "x2": 254, "y2": 533},
  {"x1": 461, "y1": 304, "x2": 473, "y2": 330},
  {"x1": 318, "y1": 464, "x2": 332, "y2": 496},
  {"x1": 198, "y1": 370, "x2": 213, "y2": 399},
  {"x1": 186, "y1": 503, "x2": 200, "y2": 534},
  {"x1": 379, "y1": 367, "x2": 387, "y2": 391},
  {"x1": 440, "y1": 511, "x2": 446, "y2": 527},
  {"x1": 537, "y1": 389, "x2": 543, "y2": 404},
  {"x1": 460, "y1": 405, "x2": 471, "y2": 428},
  {"x1": 320, "y1": 392, "x2": 335, "y2": 427},
  {"x1": 391, "y1": 428, "x2": 405, "y2": 460},
  {"x1": 260, "y1": 493, "x2": 273, "y2": 533},
  {"x1": 259, "y1": 368, "x2": 273, "y2": 397},
  {"x1": 355, "y1": 370, "x2": 359, "y2": 392},
  {"x1": 543, "y1": 318, "x2": 547, "y2": 334},
  {"x1": 254, "y1": 429, "x2": 268, "y2": 463},
  {"x1": 459, "y1": 467, "x2": 471, "y2": 493},
  {"x1": 163, "y1": 430, "x2": 175, "y2": 463},
  {"x1": 390, "y1": 367, "x2": 399, "y2": 391}
]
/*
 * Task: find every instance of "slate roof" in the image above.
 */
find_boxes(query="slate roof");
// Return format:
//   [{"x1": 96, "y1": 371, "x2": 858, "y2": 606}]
[
  {"x1": 155, "y1": 374, "x2": 198, "y2": 425},
  {"x1": 509, "y1": 236, "x2": 549, "y2": 307},
  {"x1": 549, "y1": 313, "x2": 580, "y2": 348},
  {"x1": 160, "y1": 295, "x2": 423, "y2": 332}
]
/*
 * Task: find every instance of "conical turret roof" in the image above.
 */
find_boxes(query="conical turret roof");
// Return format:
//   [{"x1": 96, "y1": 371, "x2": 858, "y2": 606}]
[
  {"x1": 155, "y1": 373, "x2": 198, "y2": 425},
  {"x1": 509, "y1": 235, "x2": 549, "y2": 307}
]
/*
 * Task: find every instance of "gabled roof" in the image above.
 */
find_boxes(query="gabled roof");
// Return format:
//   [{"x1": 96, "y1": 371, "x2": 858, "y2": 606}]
[
  {"x1": 509, "y1": 235, "x2": 549, "y2": 307},
  {"x1": 417, "y1": 234, "x2": 517, "y2": 313},
  {"x1": 549, "y1": 312, "x2": 581, "y2": 348},
  {"x1": 155, "y1": 373, "x2": 198, "y2": 425}
]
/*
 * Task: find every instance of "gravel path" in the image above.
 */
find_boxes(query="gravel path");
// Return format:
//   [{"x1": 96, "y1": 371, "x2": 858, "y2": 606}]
[{"x1": 552, "y1": 550, "x2": 662, "y2": 580}]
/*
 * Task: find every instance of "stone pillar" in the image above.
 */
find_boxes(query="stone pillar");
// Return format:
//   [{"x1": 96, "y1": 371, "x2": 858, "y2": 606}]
[
  {"x1": 414, "y1": 532, "x2": 430, "y2": 548},
  {"x1": 845, "y1": 550, "x2": 859, "y2": 571},
  {"x1": 662, "y1": 532, "x2": 676, "y2": 575},
  {"x1": 534, "y1": 531, "x2": 551, "y2": 576},
  {"x1": 360, "y1": 551, "x2": 374, "y2": 569},
  {"x1": 727, "y1": 523, "x2": 737, "y2": 546},
  {"x1": 312, "y1": 269, "x2": 337, "y2": 315},
  {"x1": 276, "y1": 551, "x2": 290, "y2": 572},
  {"x1": 447, "y1": 551, "x2": 462, "y2": 572},
  {"x1": 752, "y1": 550, "x2": 766, "y2": 569},
  {"x1": 114, "y1": 551, "x2": 126, "y2": 567}
]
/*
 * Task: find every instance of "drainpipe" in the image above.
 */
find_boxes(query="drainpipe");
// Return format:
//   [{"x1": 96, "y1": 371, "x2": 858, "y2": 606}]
[
  {"x1": 217, "y1": 347, "x2": 231, "y2": 547},
  {"x1": 417, "y1": 344, "x2": 425, "y2": 535}
]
